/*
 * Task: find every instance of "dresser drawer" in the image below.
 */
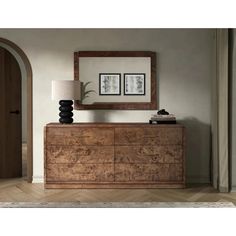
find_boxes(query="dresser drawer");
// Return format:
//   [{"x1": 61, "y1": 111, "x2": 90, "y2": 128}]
[
  {"x1": 115, "y1": 127, "x2": 183, "y2": 146},
  {"x1": 45, "y1": 123, "x2": 185, "y2": 188},
  {"x1": 115, "y1": 146, "x2": 183, "y2": 164},
  {"x1": 46, "y1": 146, "x2": 114, "y2": 164},
  {"x1": 46, "y1": 164, "x2": 114, "y2": 182},
  {"x1": 46, "y1": 127, "x2": 114, "y2": 146},
  {"x1": 115, "y1": 164, "x2": 183, "y2": 182}
]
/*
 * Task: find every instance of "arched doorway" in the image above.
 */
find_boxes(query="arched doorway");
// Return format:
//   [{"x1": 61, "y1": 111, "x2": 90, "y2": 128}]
[{"x1": 0, "y1": 38, "x2": 33, "y2": 182}]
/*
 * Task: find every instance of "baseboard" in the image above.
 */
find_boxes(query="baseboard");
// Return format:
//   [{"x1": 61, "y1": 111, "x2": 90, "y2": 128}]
[
  {"x1": 32, "y1": 175, "x2": 210, "y2": 185},
  {"x1": 32, "y1": 176, "x2": 44, "y2": 183},
  {"x1": 186, "y1": 175, "x2": 210, "y2": 184},
  {"x1": 219, "y1": 186, "x2": 229, "y2": 193},
  {"x1": 231, "y1": 187, "x2": 236, "y2": 192}
]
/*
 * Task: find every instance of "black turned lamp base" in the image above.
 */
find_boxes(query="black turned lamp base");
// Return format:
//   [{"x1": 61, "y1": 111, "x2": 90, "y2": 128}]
[{"x1": 59, "y1": 100, "x2": 74, "y2": 124}]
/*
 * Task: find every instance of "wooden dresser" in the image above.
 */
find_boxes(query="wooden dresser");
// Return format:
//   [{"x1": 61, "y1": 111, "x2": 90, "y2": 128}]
[{"x1": 44, "y1": 123, "x2": 185, "y2": 188}]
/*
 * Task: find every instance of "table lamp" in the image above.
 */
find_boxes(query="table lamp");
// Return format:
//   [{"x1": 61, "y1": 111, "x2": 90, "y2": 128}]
[{"x1": 52, "y1": 80, "x2": 81, "y2": 124}]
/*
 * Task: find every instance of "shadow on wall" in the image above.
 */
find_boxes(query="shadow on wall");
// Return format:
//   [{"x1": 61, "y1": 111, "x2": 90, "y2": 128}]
[
  {"x1": 179, "y1": 117, "x2": 211, "y2": 184},
  {"x1": 90, "y1": 110, "x2": 114, "y2": 122}
]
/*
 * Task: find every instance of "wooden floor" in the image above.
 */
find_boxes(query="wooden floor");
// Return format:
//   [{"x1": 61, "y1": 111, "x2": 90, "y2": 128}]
[{"x1": 0, "y1": 178, "x2": 236, "y2": 204}]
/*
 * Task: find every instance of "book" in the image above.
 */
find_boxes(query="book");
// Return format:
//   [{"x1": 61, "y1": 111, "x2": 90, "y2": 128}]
[
  {"x1": 151, "y1": 116, "x2": 176, "y2": 121},
  {"x1": 151, "y1": 114, "x2": 175, "y2": 118},
  {"x1": 151, "y1": 115, "x2": 176, "y2": 119},
  {"x1": 149, "y1": 120, "x2": 176, "y2": 124}
]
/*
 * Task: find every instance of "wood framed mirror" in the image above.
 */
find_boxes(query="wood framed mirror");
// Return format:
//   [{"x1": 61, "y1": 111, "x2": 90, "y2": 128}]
[{"x1": 74, "y1": 51, "x2": 157, "y2": 110}]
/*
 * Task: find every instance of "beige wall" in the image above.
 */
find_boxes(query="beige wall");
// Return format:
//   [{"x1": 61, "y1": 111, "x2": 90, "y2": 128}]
[{"x1": 0, "y1": 29, "x2": 215, "y2": 183}]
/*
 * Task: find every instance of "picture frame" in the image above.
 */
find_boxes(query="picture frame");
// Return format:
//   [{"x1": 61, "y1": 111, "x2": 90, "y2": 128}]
[
  {"x1": 99, "y1": 73, "x2": 121, "y2": 95},
  {"x1": 124, "y1": 73, "x2": 146, "y2": 95}
]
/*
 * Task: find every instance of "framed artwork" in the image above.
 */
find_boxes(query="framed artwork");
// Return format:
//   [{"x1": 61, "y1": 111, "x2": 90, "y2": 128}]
[
  {"x1": 124, "y1": 73, "x2": 146, "y2": 95},
  {"x1": 99, "y1": 73, "x2": 121, "y2": 95}
]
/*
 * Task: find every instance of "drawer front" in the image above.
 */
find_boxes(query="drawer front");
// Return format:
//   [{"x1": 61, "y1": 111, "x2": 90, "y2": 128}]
[
  {"x1": 115, "y1": 146, "x2": 183, "y2": 164},
  {"x1": 46, "y1": 146, "x2": 114, "y2": 164},
  {"x1": 115, "y1": 164, "x2": 183, "y2": 182},
  {"x1": 46, "y1": 127, "x2": 114, "y2": 146},
  {"x1": 46, "y1": 164, "x2": 114, "y2": 182},
  {"x1": 115, "y1": 127, "x2": 183, "y2": 146}
]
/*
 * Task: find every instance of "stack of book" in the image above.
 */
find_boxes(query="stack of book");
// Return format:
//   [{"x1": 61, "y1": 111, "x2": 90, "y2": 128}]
[{"x1": 149, "y1": 114, "x2": 176, "y2": 124}]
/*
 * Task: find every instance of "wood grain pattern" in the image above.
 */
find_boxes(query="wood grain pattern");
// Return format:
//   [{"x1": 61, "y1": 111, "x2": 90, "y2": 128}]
[
  {"x1": 2, "y1": 178, "x2": 235, "y2": 201},
  {"x1": 115, "y1": 146, "x2": 182, "y2": 164},
  {"x1": 77, "y1": 51, "x2": 156, "y2": 58},
  {"x1": 44, "y1": 123, "x2": 185, "y2": 188},
  {"x1": 46, "y1": 122, "x2": 184, "y2": 128},
  {"x1": 115, "y1": 164, "x2": 183, "y2": 182},
  {"x1": 45, "y1": 183, "x2": 185, "y2": 189},
  {"x1": 46, "y1": 146, "x2": 114, "y2": 164},
  {"x1": 115, "y1": 127, "x2": 183, "y2": 146},
  {"x1": 46, "y1": 127, "x2": 114, "y2": 146},
  {"x1": 46, "y1": 164, "x2": 114, "y2": 182}
]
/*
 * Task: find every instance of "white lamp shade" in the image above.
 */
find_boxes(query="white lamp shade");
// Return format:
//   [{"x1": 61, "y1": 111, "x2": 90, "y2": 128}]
[{"x1": 52, "y1": 80, "x2": 81, "y2": 100}]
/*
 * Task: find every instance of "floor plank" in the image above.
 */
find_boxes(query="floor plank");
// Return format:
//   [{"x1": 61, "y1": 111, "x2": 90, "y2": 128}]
[{"x1": 0, "y1": 178, "x2": 236, "y2": 204}]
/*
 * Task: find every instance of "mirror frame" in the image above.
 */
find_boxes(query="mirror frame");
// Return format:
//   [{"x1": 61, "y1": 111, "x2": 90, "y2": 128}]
[{"x1": 74, "y1": 51, "x2": 157, "y2": 110}]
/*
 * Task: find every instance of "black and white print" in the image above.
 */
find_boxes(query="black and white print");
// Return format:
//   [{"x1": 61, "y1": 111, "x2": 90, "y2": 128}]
[
  {"x1": 124, "y1": 73, "x2": 145, "y2": 95},
  {"x1": 99, "y1": 73, "x2": 121, "y2": 95}
]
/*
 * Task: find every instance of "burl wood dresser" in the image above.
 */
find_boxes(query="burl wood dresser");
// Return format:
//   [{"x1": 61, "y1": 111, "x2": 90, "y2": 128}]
[{"x1": 44, "y1": 123, "x2": 185, "y2": 188}]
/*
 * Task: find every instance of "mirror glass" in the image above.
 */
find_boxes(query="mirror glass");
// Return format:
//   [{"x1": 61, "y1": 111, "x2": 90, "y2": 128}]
[{"x1": 74, "y1": 51, "x2": 157, "y2": 110}]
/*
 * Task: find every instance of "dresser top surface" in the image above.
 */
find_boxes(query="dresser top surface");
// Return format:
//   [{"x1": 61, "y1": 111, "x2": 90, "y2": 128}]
[{"x1": 46, "y1": 122, "x2": 184, "y2": 128}]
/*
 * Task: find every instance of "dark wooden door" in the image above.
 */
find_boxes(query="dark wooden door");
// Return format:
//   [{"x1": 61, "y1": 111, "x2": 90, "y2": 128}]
[{"x1": 0, "y1": 46, "x2": 22, "y2": 178}]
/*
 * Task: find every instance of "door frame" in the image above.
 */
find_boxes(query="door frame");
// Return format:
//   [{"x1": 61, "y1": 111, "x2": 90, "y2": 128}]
[
  {"x1": 0, "y1": 37, "x2": 33, "y2": 183},
  {"x1": 211, "y1": 29, "x2": 229, "y2": 192}
]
